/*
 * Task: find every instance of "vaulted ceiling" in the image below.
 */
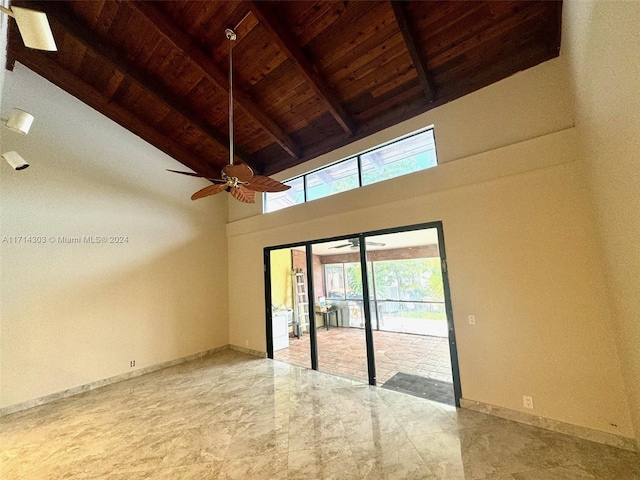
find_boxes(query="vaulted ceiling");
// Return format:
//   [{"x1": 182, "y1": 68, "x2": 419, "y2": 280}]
[{"x1": 6, "y1": 1, "x2": 562, "y2": 178}]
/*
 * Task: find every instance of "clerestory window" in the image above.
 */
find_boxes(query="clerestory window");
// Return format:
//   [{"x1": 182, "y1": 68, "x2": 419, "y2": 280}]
[{"x1": 264, "y1": 127, "x2": 437, "y2": 213}]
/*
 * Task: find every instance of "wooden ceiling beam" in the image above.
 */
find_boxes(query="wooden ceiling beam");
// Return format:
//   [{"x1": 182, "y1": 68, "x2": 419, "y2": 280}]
[
  {"x1": 129, "y1": 0, "x2": 302, "y2": 161},
  {"x1": 247, "y1": 1, "x2": 356, "y2": 137},
  {"x1": 391, "y1": 1, "x2": 437, "y2": 102},
  {"x1": 5, "y1": 48, "x2": 16, "y2": 71},
  {"x1": 8, "y1": 42, "x2": 219, "y2": 177},
  {"x1": 26, "y1": 1, "x2": 255, "y2": 170}
]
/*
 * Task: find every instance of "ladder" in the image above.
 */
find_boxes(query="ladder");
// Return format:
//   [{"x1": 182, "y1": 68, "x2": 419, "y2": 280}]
[{"x1": 292, "y1": 268, "x2": 309, "y2": 338}]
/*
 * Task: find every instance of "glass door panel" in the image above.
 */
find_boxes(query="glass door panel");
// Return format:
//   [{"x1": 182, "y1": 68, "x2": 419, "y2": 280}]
[
  {"x1": 310, "y1": 238, "x2": 368, "y2": 383},
  {"x1": 363, "y1": 229, "x2": 455, "y2": 405},
  {"x1": 271, "y1": 246, "x2": 311, "y2": 370}
]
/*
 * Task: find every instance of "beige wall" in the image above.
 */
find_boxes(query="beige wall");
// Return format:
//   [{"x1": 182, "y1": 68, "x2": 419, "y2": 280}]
[
  {"x1": 0, "y1": 65, "x2": 229, "y2": 408},
  {"x1": 228, "y1": 57, "x2": 574, "y2": 222},
  {"x1": 226, "y1": 59, "x2": 634, "y2": 438},
  {"x1": 563, "y1": 0, "x2": 640, "y2": 445}
]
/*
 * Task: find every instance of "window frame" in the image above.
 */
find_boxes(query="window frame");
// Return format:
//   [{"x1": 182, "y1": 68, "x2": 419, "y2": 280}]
[{"x1": 264, "y1": 126, "x2": 437, "y2": 213}]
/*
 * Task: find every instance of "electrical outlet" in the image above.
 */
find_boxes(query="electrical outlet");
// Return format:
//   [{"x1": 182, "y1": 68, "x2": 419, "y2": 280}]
[
  {"x1": 130, "y1": 360, "x2": 135, "y2": 368},
  {"x1": 468, "y1": 315, "x2": 476, "y2": 325},
  {"x1": 245, "y1": 340, "x2": 249, "y2": 346},
  {"x1": 523, "y1": 395, "x2": 534, "y2": 409}
]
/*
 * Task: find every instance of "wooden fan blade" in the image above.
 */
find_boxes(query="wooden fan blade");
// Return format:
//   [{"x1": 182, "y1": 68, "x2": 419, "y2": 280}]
[
  {"x1": 191, "y1": 183, "x2": 227, "y2": 200},
  {"x1": 167, "y1": 169, "x2": 224, "y2": 182},
  {"x1": 229, "y1": 185, "x2": 256, "y2": 203},
  {"x1": 223, "y1": 164, "x2": 254, "y2": 182},
  {"x1": 244, "y1": 175, "x2": 291, "y2": 192}
]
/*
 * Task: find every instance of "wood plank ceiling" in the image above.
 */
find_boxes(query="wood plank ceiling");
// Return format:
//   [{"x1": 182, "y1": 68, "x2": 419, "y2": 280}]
[{"x1": 6, "y1": 1, "x2": 562, "y2": 178}]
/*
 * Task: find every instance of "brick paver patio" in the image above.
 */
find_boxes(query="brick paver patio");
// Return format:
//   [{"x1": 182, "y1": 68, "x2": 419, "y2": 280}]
[{"x1": 274, "y1": 327, "x2": 453, "y2": 385}]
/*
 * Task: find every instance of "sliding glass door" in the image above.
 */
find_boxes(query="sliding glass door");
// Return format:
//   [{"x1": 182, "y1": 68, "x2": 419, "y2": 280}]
[
  {"x1": 265, "y1": 222, "x2": 461, "y2": 406},
  {"x1": 362, "y1": 228, "x2": 457, "y2": 405}
]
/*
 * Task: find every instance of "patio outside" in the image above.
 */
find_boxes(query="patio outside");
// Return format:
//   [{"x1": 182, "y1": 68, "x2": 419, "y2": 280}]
[{"x1": 274, "y1": 326, "x2": 452, "y2": 386}]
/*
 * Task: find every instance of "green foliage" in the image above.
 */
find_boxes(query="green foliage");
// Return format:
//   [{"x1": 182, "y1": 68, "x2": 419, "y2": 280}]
[
  {"x1": 325, "y1": 256, "x2": 444, "y2": 302},
  {"x1": 362, "y1": 156, "x2": 420, "y2": 185},
  {"x1": 373, "y1": 258, "x2": 444, "y2": 301},
  {"x1": 345, "y1": 263, "x2": 362, "y2": 295},
  {"x1": 331, "y1": 174, "x2": 359, "y2": 193}
]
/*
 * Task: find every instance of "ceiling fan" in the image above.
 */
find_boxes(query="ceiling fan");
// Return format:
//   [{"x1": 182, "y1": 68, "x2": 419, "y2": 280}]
[
  {"x1": 168, "y1": 28, "x2": 290, "y2": 203},
  {"x1": 0, "y1": 5, "x2": 57, "y2": 51},
  {"x1": 329, "y1": 238, "x2": 386, "y2": 250}
]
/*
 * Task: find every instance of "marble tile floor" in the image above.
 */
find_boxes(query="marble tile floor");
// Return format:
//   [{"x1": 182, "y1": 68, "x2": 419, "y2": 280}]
[
  {"x1": 1, "y1": 350, "x2": 638, "y2": 479},
  {"x1": 274, "y1": 327, "x2": 453, "y2": 386}
]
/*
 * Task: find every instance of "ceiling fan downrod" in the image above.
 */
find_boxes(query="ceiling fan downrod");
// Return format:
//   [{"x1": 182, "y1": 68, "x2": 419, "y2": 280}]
[
  {"x1": 225, "y1": 28, "x2": 236, "y2": 166},
  {"x1": 167, "y1": 27, "x2": 291, "y2": 202}
]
